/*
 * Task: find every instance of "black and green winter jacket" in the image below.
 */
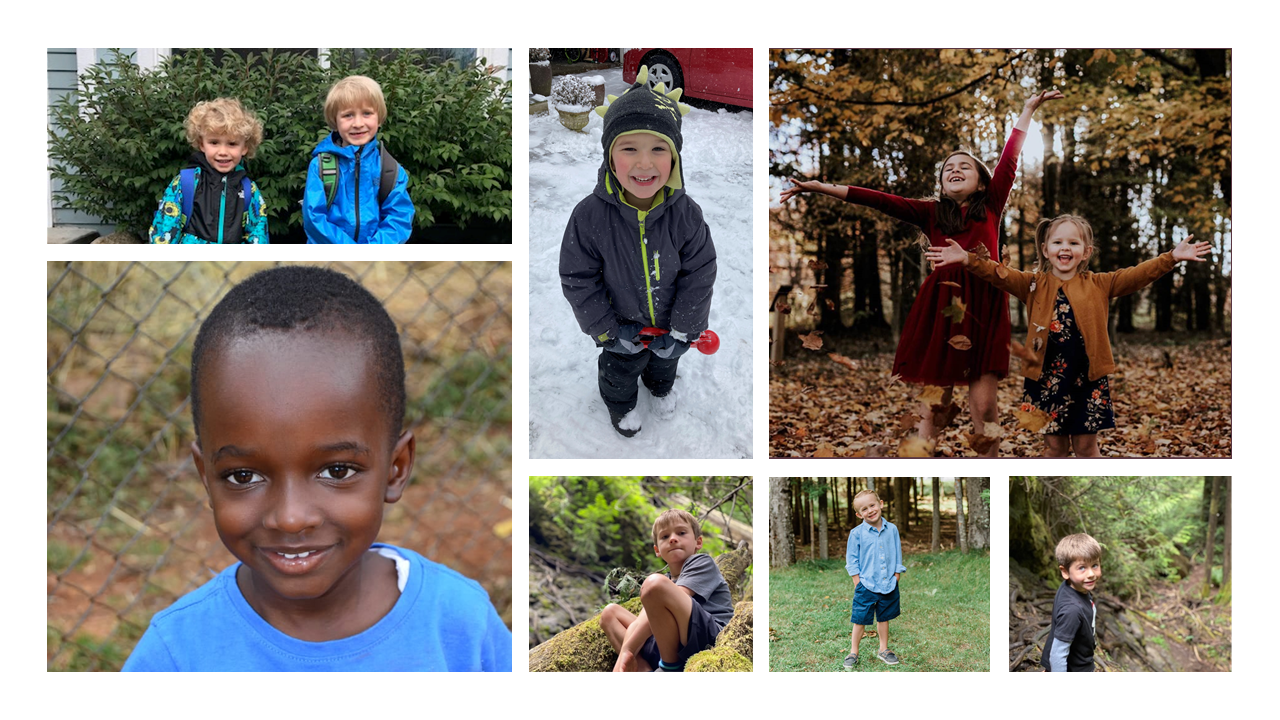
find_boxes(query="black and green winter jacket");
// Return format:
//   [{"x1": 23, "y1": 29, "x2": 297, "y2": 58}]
[{"x1": 559, "y1": 159, "x2": 717, "y2": 344}]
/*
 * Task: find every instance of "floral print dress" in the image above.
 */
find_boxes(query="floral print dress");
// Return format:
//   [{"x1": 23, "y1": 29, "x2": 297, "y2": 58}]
[{"x1": 1021, "y1": 289, "x2": 1115, "y2": 435}]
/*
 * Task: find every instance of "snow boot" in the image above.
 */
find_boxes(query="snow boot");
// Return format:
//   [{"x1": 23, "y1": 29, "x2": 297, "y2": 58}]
[
  {"x1": 610, "y1": 408, "x2": 641, "y2": 437},
  {"x1": 650, "y1": 389, "x2": 677, "y2": 420}
]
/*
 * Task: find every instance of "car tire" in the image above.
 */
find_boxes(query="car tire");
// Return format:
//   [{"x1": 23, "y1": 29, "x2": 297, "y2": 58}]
[{"x1": 644, "y1": 51, "x2": 684, "y2": 94}]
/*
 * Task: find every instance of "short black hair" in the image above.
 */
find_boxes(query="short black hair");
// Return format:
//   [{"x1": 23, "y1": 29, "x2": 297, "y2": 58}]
[{"x1": 190, "y1": 265, "x2": 405, "y2": 443}]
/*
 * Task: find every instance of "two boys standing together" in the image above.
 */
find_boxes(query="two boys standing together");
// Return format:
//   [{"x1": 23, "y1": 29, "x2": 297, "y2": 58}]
[{"x1": 150, "y1": 75, "x2": 413, "y2": 244}]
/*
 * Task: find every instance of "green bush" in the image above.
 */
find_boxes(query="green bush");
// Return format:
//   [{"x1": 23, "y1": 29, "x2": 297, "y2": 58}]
[{"x1": 48, "y1": 49, "x2": 512, "y2": 239}]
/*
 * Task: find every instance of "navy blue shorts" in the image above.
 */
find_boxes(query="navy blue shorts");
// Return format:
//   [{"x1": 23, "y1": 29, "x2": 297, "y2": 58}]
[
  {"x1": 638, "y1": 598, "x2": 721, "y2": 670},
  {"x1": 850, "y1": 582, "x2": 901, "y2": 625}
]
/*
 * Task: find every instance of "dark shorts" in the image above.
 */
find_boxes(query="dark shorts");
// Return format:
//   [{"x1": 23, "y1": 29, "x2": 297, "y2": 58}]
[
  {"x1": 850, "y1": 582, "x2": 901, "y2": 625},
  {"x1": 638, "y1": 598, "x2": 721, "y2": 670}
]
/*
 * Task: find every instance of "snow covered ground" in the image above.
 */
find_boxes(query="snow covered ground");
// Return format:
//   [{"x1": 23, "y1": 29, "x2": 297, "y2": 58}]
[{"x1": 529, "y1": 67, "x2": 753, "y2": 459}]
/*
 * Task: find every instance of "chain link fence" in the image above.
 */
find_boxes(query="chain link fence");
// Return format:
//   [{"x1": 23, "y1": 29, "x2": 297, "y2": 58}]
[{"x1": 47, "y1": 261, "x2": 512, "y2": 670}]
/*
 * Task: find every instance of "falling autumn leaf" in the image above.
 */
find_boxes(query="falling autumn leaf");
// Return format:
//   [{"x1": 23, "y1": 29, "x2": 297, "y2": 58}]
[
  {"x1": 809, "y1": 259, "x2": 828, "y2": 271},
  {"x1": 930, "y1": 402, "x2": 960, "y2": 430},
  {"x1": 940, "y1": 281, "x2": 962, "y2": 288},
  {"x1": 917, "y1": 385, "x2": 946, "y2": 405},
  {"x1": 941, "y1": 296, "x2": 967, "y2": 324},
  {"x1": 897, "y1": 410, "x2": 923, "y2": 436},
  {"x1": 898, "y1": 435, "x2": 936, "y2": 457},
  {"x1": 829, "y1": 353, "x2": 859, "y2": 371},
  {"x1": 965, "y1": 423, "x2": 1003, "y2": 454},
  {"x1": 972, "y1": 243, "x2": 991, "y2": 261},
  {"x1": 800, "y1": 331, "x2": 824, "y2": 350},
  {"x1": 949, "y1": 335, "x2": 972, "y2": 350},
  {"x1": 1015, "y1": 404, "x2": 1051, "y2": 433},
  {"x1": 776, "y1": 298, "x2": 791, "y2": 315},
  {"x1": 825, "y1": 298, "x2": 836, "y2": 310},
  {"x1": 807, "y1": 301, "x2": 820, "y2": 316}
]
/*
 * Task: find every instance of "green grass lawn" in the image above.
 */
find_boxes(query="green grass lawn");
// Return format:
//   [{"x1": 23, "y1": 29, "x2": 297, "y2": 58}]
[{"x1": 769, "y1": 551, "x2": 989, "y2": 672}]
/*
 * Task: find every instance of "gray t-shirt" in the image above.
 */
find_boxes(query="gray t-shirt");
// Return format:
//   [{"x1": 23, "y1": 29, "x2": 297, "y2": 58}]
[{"x1": 671, "y1": 552, "x2": 735, "y2": 629}]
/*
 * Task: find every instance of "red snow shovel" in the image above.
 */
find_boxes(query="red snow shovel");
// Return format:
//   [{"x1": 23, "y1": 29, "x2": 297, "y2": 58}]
[{"x1": 637, "y1": 327, "x2": 720, "y2": 355}]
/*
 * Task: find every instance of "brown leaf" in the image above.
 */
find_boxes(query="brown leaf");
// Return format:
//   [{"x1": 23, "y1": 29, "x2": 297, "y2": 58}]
[
  {"x1": 897, "y1": 410, "x2": 923, "y2": 436},
  {"x1": 965, "y1": 423, "x2": 1003, "y2": 454},
  {"x1": 941, "y1": 296, "x2": 967, "y2": 324},
  {"x1": 972, "y1": 243, "x2": 991, "y2": 261},
  {"x1": 948, "y1": 335, "x2": 972, "y2": 350},
  {"x1": 1033, "y1": 337, "x2": 1043, "y2": 352},
  {"x1": 939, "y1": 280, "x2": 962, "y2": 288},
  {"x1": 885, "y1": 373, "x2": 902, "y2": 389},
  {"x1": 1009, "y1": 340, "x2": 1037, "y2": 362},
  {"x1": 800, "y1": 331, "x2": 824, "y2": 351},
  {"x1": 809, "y1": 259, "x2": 829, "y2": 271},
  {"x1": 898, "y1": 435, "x2": 936, "y2": 457},
  {"x1": 807, "y1": 301, "x2": 820, "y2": 316},
  {"x1": 865, "y1": 445, "x2": 886, "y2": 458},
  {"x1": 917, "y1": 385, "x2": 945, "y2": 405},
  {"x1": 813, "y1": 443, "x2": 835, "y2": 458},
  {"x1": 792, "y1": 426, "x2": 808, "y2": 439},
  {"x1": 825, "y1": 298, "x2": 836, "y2": 310},
  {"x1": 829, "y1": 353, "x2": 859, "y2": 371},
  {"x1": 930, "y1": 401, "x2": 960, "y2": 430},
  {"x1": 776, "y1": 299, "x2": 791, "y2": 315},
  {"x1": 1015, "y1": 404, "x2": 1051, "y2": 433}
]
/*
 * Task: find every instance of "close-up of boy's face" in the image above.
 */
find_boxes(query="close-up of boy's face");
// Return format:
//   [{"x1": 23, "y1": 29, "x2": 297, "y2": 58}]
[
  {"x1": 192, "y1": 330, "x2": 412, "y2": 607},
  {"x1": 610, "y1": 133, "x2": 673, "y2": 209},
  {"x1": 336, "y1": 104, "x2": 381, "y2": 147},
  {"x1": 653, "y1": 519, "x2": 701, "y2": 566},
  {"x1": 1060, "y1": 557, "x2": 1101, "y2": 593},
  {"x1": 855, "y1": 496, "x2": 883, "y2": 525},
  {"x1": 200, "y1": 133, "x2": 247, "y2": 174}
]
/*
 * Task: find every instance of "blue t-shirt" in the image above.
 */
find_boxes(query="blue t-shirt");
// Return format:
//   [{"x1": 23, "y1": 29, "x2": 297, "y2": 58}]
[{"x1": 121, "y1": 544, "x2": 511, "y2": 671}]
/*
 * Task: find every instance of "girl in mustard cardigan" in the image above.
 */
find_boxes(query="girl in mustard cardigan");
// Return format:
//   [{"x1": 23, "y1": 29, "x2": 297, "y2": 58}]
[{"x1": 927, "y1": 215, "x2": 1210, "y2": 457}]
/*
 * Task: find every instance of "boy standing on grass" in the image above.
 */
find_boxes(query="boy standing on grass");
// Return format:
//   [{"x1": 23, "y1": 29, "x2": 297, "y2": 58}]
[
  {"x1": 122, "y1": 266, "x2": 510, "y2": 671},
  {"x1": 844, "y1": 490, "x2": 905, "y2": 669},
  {"x1": 1041, "y1": 533, "x2": 1101, "y2": 672},
  {"x1": 598, "y1": 509, "x2": 734, "y2": 671}
]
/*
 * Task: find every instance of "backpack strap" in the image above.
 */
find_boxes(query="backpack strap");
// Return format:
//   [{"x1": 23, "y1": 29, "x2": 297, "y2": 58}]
[
  {"x1": 379, "y1": 144, "x2": 400, "y2": 206},
  {"x1": 178, "y1": 168, "x2": 197, "y2": 228},
  {"x1": 319, "y1": 152, "x2": 339, "y2": 206}
]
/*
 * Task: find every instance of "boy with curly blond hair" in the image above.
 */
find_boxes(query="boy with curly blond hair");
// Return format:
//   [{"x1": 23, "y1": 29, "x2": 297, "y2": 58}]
[{"x1": 150, "y1": 98, "x2": 268, "y2": 244}]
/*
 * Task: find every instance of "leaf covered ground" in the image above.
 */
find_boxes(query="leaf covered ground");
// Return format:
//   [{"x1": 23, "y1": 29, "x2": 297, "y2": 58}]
[{"x1": 770, "y1": 335, "x2": 1231, "y2": 458}]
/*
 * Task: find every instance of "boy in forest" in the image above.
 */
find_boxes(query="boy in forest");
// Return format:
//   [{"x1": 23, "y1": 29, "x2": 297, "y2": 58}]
[
  {"x1": 559, "y1": 66, "x2": 717, "y2": 437},
  {"x1": 122, "y1": 266, "x2": 510, "y2": 671},
  {"x1": 1041, "y1": 533, "x2": 1101, "y2": 672},
  {"x1": 303, "y1": 75, "x2": 415, "y2": 243},
  {"x1": 599, "y1": 509, "x2": 734, "y2": 671},
  {"x1": 845, "y1": 490, "x2": 906, "y2": 668}
]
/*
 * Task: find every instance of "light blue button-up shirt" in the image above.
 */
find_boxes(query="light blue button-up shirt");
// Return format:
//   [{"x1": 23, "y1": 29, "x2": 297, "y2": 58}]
[{"x1": 845, "y1": 519, "x2": 906, "y2": 594}]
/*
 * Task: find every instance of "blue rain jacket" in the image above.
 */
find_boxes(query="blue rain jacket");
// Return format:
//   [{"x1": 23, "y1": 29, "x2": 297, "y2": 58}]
[{"x1": 303, "y1": 132, "x2": 414, "y2": 244}]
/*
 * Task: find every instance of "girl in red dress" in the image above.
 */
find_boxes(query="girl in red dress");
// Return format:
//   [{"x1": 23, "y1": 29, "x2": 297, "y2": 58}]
[{"x1": 780, "y1": 90, "x2": 1062, "y2": 456}]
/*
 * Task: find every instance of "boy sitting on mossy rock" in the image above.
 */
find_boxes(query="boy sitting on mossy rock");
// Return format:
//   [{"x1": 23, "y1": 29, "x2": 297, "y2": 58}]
[{"x1": 529, "y1": 523, "x2": 752, "y2": 672}]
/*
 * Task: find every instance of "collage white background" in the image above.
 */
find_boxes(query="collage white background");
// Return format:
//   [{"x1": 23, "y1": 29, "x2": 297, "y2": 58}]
[{"x1": 24, "y1": 8, "x2": 1261, "y2": 718}]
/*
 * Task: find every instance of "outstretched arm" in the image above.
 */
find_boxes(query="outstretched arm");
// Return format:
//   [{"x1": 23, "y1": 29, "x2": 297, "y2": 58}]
[
  {"x1": 779, "y1": 178, "x2": 848, "y2": 204},
  {"x1": 1014, "y1": 89, "x2": 1064, "y2": 134},
  {"x1": 929, "y1": 239, "x2": 1036, "y2": 302},
  {"x1": 1106, "y1": 235, "x2": 1209, "y2": 297}
]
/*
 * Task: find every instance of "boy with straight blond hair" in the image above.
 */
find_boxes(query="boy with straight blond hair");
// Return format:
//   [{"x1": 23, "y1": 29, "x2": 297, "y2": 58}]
[
  {"x1": 844, "y1": 489, "x2": 905, "y2": 669},
  {"x1": 1041, "y1": 533, "x2": 1102, "y2": 671},
  {"x1": 303, "y1": 75, "x2": 414, "y2": 243},
  {"x1": 598, "y1": 508, "x2": 734, "y2": 671}
]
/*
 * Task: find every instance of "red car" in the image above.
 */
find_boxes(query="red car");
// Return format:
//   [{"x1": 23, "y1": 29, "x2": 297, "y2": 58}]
[{"x1": 623, "y1": 48, "x2": 752, "y2": 108}]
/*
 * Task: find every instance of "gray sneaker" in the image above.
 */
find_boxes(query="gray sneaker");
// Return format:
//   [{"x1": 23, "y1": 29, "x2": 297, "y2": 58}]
[
  {"x1": 842, "y1": 653, "x2": 858, "y2": 670},
  {"x1": 877, "y1": 649, "x2": 900, "y2": 665}
]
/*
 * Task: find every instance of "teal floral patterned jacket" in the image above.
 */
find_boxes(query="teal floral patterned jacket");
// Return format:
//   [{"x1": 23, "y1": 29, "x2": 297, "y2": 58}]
[{"x1": 149, "y1": 167, "x2": 268, "y2": 244}]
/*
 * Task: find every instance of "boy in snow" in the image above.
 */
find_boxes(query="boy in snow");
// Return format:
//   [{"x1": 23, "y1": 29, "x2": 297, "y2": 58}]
[
  {"x1": 149, "y1": 98, "x2": 268, "y2": 244},
  {"x1": 303, "y1": 75, "x2": 415, "y2": 243},
  {"x1": 1041, "y1": 533, "x2": 1101, "y2": 672},
  {"x1": 844, "y1": 490, "x2": 905, "y2": 669},
  {"x1": 559, "y1": 66, "x2": 717, "y2": 437},
  {"x1": 599, "y1": 509, "x2": 735, "y2": 671},
  {"x1": 122, "y1": 266, "x2": 510, "y2": 671}
]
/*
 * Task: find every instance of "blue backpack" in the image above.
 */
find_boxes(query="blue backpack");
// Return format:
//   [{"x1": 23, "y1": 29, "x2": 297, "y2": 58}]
[{"x1": 178, "y1": 168, "x2": 253, "y2": 233}]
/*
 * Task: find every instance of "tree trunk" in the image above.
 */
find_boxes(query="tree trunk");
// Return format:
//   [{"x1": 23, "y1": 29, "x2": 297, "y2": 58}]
[
  {"x1": 806, "y1": 488, "x2": 814, "y2": 552},
  {"x1": 965, "y1": 477, "x2": 990, "y2": 551},
  {"x1": 1222, "y1": 478, "x2": 1231, "y2": 587},
  {"x1": 931, "y1": 478, "x2": 941, "y2": 553},
  {"x1": 897, "y1": 476, "x2": 910, "y2": 531},
  {"x1": 818, "y1": 479, "x2": 829, "y2": 560},
  {"x1": 846, "y1": 477, "x2": 854, "y2": 524},
  {"x1": 1202, "y1": 477, "x2": 1221, "y2": 595},
  {"x1": 770, "y1": 479, "x2": 795, "y2": 568},
  {"x1": 955, "y1": 477, "x2": 968, "y2": 553}
]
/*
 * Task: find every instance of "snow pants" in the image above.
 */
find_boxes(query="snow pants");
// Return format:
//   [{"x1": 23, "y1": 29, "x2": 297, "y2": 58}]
[{"x1": 598, "y1": 348, "x2": 680, "y2": 417}]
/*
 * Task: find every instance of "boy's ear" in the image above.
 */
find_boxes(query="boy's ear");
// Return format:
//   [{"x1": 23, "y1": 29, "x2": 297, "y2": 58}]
[
  {"x1": 383, "y1": 430, "x2": 416, "y2": 503},
  {"x1": 1058, "y1": 564, "x2": 1069, "y2": 580}
]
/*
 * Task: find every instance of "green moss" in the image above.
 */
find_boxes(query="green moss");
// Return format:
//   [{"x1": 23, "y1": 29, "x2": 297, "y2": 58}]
[
  {"x1": 528, "y1": 597, "x2": 642, "y2": 672},
  {"x1": 685, "y1": 646, "x2": 752, "y2": 672},
  {"x1": 716, "y1": 601, "x2": 753, "y2": 659},
  {"x1": 715, "y1": 545, "x2": 752, "y2": 602}
]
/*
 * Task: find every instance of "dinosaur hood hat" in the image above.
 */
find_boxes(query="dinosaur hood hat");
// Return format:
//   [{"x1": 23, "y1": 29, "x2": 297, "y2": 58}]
[{"x1": 596, "y1": 65, "x2": 692, "y2": 192}]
